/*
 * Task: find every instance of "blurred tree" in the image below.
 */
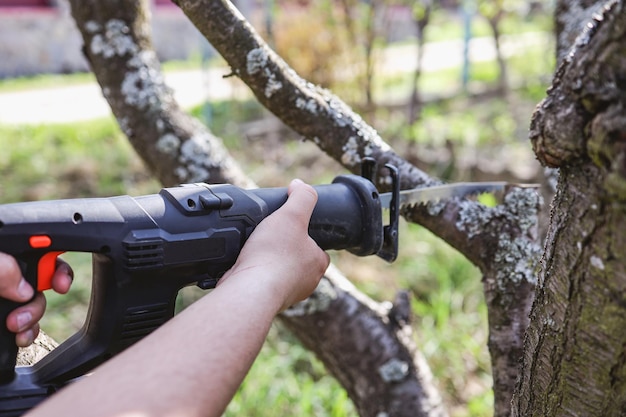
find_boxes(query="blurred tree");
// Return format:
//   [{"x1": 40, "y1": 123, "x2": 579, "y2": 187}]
[
  {"x1": 475, "y1": 0, "x2": 524, "y2": 93},
  {"x1": 404, "y1": 0, "x2": 433, "y2": 124}
]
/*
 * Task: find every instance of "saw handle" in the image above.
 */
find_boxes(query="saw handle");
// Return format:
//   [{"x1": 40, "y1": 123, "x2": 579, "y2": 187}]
[{"x1": 0, "y1": 253, "x2": 43, "y2": 384}]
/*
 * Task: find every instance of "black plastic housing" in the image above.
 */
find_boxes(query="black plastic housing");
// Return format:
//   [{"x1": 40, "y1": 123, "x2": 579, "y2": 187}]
[{"x1": 0, "y1": 173, "x2": 391, "y2": 415}]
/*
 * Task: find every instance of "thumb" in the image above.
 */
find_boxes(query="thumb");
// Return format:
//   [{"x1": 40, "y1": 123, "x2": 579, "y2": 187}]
[
  {"x1": 0, "y1": 253, "x2": 33, "y2": 302},
  {"x1": 281, "y1": 179, "x2": 318, "y2": 225}
]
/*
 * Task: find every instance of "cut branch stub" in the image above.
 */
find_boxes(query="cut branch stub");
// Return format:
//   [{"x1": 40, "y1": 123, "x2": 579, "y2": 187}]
[{"x1": 530, "y1": 0, "x2": 626, "y2": 171}]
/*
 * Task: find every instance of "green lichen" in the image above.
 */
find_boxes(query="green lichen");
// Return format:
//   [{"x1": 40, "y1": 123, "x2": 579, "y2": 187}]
[
  {"x1": 378, "y1": 358, "x2": 409, "y2": 382},
  {"x1": 456, "y1": 188, "x2": 542, "y2": 289}
]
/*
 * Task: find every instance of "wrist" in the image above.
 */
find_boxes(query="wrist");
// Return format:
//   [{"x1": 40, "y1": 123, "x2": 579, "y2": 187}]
[{"x1": 214, "y1": 267, "x2": 286, "y2": 316}]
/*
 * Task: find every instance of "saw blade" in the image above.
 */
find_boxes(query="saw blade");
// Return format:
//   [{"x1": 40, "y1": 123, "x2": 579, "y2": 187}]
[{"x1": 378, "y1": 181, "x2": 509, "y2": 209}]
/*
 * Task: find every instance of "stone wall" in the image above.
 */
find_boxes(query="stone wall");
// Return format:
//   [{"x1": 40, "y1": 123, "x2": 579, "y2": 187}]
[{"x1": 0, "y1": 1, "x2": 210, "y2": 78}]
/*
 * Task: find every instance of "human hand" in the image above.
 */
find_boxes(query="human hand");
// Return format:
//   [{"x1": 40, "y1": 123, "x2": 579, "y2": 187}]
[
  {"x1": 221, "y1": 179, "x2": 330, "y2": 311},
  {"x1": 0, "y1": 252, "x2": 73, "y2": 347}
]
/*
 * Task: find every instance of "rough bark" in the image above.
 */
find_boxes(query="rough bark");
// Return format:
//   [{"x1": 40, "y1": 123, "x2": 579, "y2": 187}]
[
  {"x1": 513, "y1": 1, "x2": 626, "y2": 415},
  {"x1": 17, "y1": 331, "x2": 58, "y2": 367},
  {"x1": 554, "y1": 0, "x2": 611, "y2": 64}
]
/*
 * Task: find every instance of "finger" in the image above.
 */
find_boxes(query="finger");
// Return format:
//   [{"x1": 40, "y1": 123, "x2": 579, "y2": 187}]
[
  {"x1": 283, "y1": 179, "x2": 318, "y2": 224},
  {"x1": 16, "y1": 323, "x2": 39, "y2": 348},
  {"x1": 52, "y1": 259, "x2": 73, "y2": 295},
  {"x1": 6, "y1": 293, "x2": 46, "y2": 334},
  {"x1": 0, "y1": 253, "x2": 33, "y2": 302}
]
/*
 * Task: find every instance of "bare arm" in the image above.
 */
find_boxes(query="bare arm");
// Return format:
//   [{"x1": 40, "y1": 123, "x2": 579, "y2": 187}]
[{"x1": 26, "y1": 179, "x2": 330, "y2": 417}]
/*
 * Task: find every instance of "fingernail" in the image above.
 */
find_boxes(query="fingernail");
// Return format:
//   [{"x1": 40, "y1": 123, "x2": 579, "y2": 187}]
[
  {"x1": 292, "y1": 178, "x2": 304, "y2": 185},
  {"x1": 17, "y1": 279, "x2": 34, "y2": 300},
  {"x1": 16, "y1": 329, "x2": 34, "y2": 348},
  {"x1": 16, "y1": 311, "x2": 32, "y2": 332},
  {"x1": 58, "y1": 262, "x2": 74, "y2": 281}
]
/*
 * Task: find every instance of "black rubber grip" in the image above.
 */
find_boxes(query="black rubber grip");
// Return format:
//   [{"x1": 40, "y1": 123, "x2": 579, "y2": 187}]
[{"x1": 250, "y1": 175, "x2": 383, "y2": 257}]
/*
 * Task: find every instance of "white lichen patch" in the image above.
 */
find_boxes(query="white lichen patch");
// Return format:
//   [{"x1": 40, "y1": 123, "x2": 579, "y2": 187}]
[
  {"x1": 590, "y1": 255, "x2": 605, "y2": 270},
  {"x1": 176, "y1": 136, "x2": 211, "y2": 182},
  {"x1": 173, "y1": 132, "x2": 230, "y2": 183},
  {"x1": 295, "y1": 97, "x2": 319, "y2": 114},
  {"x1": 85, "y1": 20, "x2": 101, "y2": 34},
  {"x1": 156, "y1": 118, "x2": 165, "y2": 132},
  {"x1": 117, "y1": 116, "x2": 132, "y2": 137},
  {"x1": 156, "y1": 133, "x2": 181, "y2": 155},
  {"x1": 378, "y1": 358, "x2": 409, "y2": 382},
  {"x1": 426, "y1": 200, "x2": 447, "y2": 216},
  {"x1": 246, "y1": 48, "x2": 268, "y2": 75},
  {"x1": 120, "y1": 52, "x2": 171, "y2": 110},
  {"x1": 341, "y1": 136, "x2": 361, "y2": 166},
  {"x1": 89, "y1": 20, "x2": 171, "y2": 111},
  {"x1": 493, "y1": 235, "x2": 540, "y2": 287},
  {"x1": 175, "y1": 166, "x2": 188, "y2": 181},
  {"x1": 90, "y1": 19, "x2": 137, "y2": 59},
  {"x1": 264, "y1": 75, "x2": 282, "y2": 98},
  {"x1": 246, "y1": 47, "x2": 283, "y2": 98},
  {"x1": 455, "y1": 199, "x2": 495, "y2": 239}
]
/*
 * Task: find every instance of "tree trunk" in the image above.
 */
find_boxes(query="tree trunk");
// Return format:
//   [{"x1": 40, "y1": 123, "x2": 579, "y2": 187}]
[
  {"x1": 512, "y1": 1, "x2": 626, "y2": 415},
  {"x1": 487, "y1": 16, "x2": 508, "y2": 94}
]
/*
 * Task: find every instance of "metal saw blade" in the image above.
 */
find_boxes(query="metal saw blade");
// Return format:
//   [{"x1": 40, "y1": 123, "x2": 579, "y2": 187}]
[{"x1": 378, "y1": 181, "x2": 509, "y2": 209}]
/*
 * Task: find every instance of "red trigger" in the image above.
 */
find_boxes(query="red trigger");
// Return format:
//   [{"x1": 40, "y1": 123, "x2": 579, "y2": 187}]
[{"x1": 37, "y1": 252, "x2": 65, "y2": 292}]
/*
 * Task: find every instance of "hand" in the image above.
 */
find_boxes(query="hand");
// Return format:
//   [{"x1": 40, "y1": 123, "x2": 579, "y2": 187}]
[
  {"x1": 221, "y1": 179, "x2": 330, "y2": 311},
  {"x1": 0, "y1": 252, "x2": 73, "y2": 347}
]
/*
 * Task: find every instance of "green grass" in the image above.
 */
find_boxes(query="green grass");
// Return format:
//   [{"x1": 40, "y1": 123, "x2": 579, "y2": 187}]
[{"x1": 0, "y1": 119, "x2": 159, "y2": 203}]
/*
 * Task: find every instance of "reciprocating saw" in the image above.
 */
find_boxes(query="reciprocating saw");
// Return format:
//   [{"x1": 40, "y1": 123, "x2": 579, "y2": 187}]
[{"x1": 0, "y1": 164, "x2": 401, "y2": 416}]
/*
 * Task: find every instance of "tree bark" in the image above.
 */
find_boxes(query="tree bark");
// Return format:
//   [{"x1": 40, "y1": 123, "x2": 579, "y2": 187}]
[{"x1": 513, "y1": 1, "x2": 626, "y2": 415}]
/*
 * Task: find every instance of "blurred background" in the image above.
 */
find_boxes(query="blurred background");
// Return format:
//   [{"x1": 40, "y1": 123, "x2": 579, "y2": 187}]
[{"x1": 0, "y1": 0, "x2": 554, "y2": 415}]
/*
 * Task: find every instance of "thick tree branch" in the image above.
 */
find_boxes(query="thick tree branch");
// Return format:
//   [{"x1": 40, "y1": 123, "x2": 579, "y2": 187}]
[
  {"x1": 69, "y1": 0, "x2": 253, "y2": 188},
  {"x1": 513, "y1": 1, "x2": 626, "y2": 415},
  {"x1": 281, "y1": 266, "x2": 447, "y2": 417}
]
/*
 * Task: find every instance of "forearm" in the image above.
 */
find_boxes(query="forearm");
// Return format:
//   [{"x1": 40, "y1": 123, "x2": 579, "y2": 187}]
[{"x1": 27, "y1": 272, "x2": 282, "y2": 417}]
